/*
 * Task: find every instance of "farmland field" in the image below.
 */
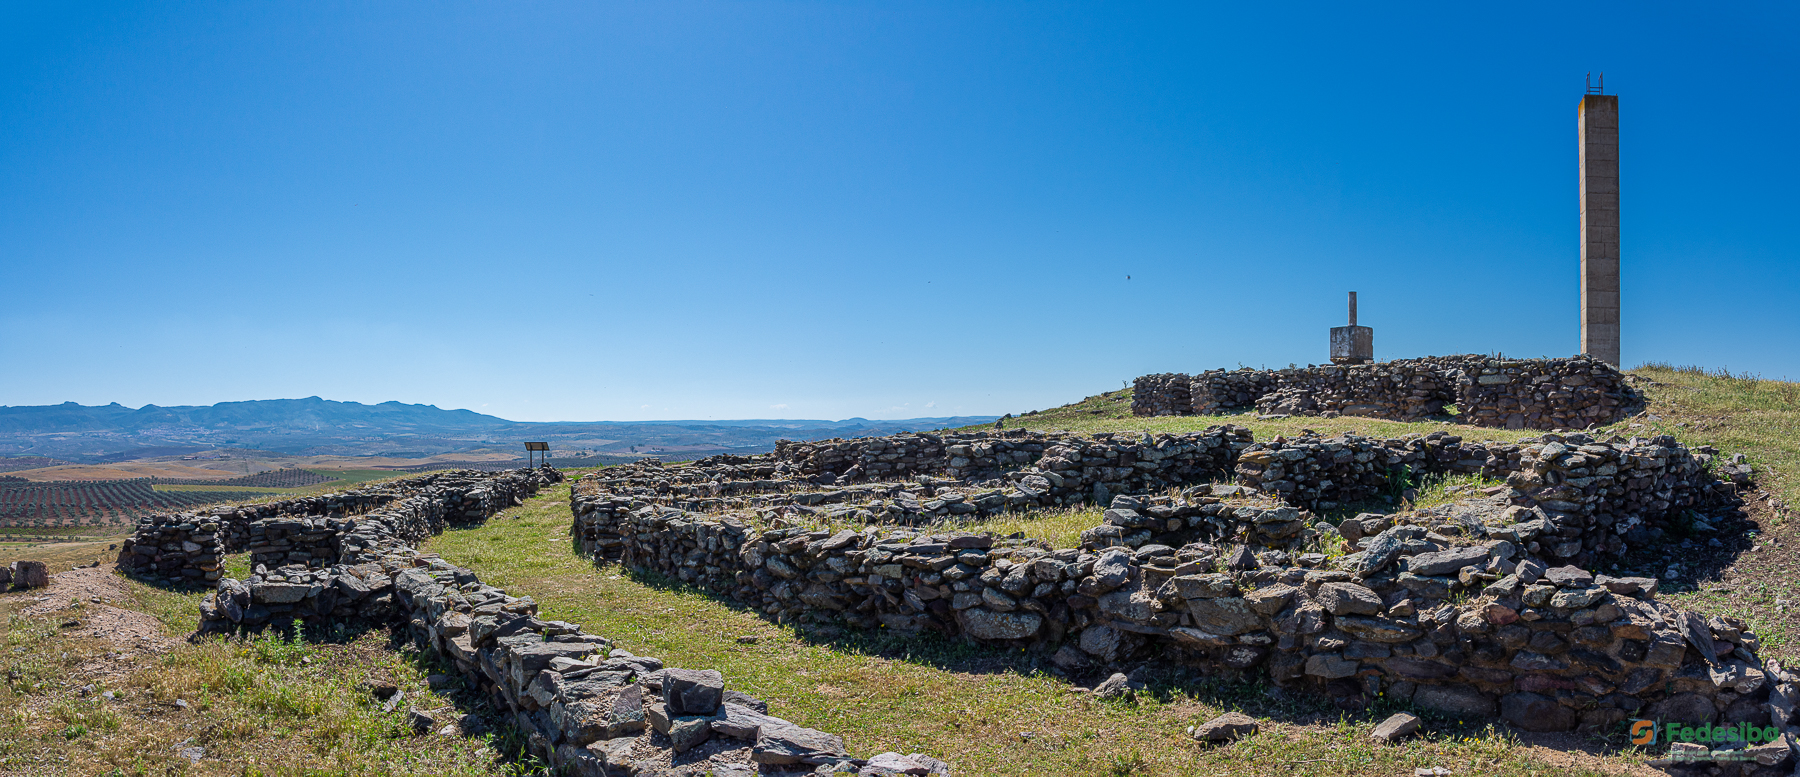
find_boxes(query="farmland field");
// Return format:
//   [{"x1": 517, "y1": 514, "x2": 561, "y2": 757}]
[
  {"x1": 0, "y1": 479, "x2": 268, "y2": 528},
  {"x1": 152, "y1": 467, "x2": 339, "y2": 488}
]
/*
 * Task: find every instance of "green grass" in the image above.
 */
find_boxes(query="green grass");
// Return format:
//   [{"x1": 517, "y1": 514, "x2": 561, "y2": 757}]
[
  {"x1": 0, "y1": 564, "x2": 531, "y2": 775},
  {"x1": 425, "y1": 485, "x2": 1640, "y2": 776},
  {"x1": 994, "y1": 367, "x2": 1800, "y2": 512},
  {"x1": 991, "y1": 389, "x2": 1546, "y2": 446},
  {"x1": 1629, "y1": 364, "x2": 1800, "y2": 509}
]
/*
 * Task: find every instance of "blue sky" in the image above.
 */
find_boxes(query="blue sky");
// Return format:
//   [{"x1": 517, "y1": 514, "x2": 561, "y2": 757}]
[{"x1": 2, "y1": 2, "x2": 1795, "y2": 422}]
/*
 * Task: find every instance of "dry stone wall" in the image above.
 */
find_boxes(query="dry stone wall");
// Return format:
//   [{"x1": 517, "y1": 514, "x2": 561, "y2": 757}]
[
  {"x1": 1235, "y1": 431, "x2": 1741, "y2": 569},
  {"x1": 117, "y1": 469, "x2": 552, "y2": 583},
  {"x1": 1133, "y1": 355, "x2": 1640, "y2": 431},
  {"x1": 195, "y1": 467, "x2": 936, "y2": 775},
  {"x1": 565, "y1": 428, "x2": 1793, "y2": 755},
  {"x1": 1129, "y1": 373, "x2": 1192, "y2": 417}
]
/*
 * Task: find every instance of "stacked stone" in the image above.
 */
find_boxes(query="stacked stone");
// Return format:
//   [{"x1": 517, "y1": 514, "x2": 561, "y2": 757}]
[
  {"x1": 200, "y1": 511, "x2": 897, "y2": 774},
  {"x1": 571, "y1": 428, "x2": 1256, "y2": 540},
  {"x1": 246, "y1": 516, "x2": 349, "y2": 568},
  {"x1": 1253, "y1": 360, "x2": 1457, "y2": 421},
  {"x1": 773, "y1": 434, "x2": 950, "y2": 483},
  {"x1": 125, "y1": 468, "x2": 562, "y2": 582},
  {"x1": 116, "y1": 514, "x2": 224, "y2": 582},
  {"x1": 1130, "y1": 373, "x2": 1192, "y2": 417},
  {"x1": 206, "y1": 561, "x2": 398, "y2": 626},
  {"x1": 1076, "y1": 491, "x2": 1316, "y2": 555},
  {"x1": 1505, "y1": 434, "x2": 1738, "y2": 567},
  {"x1": 1235, "y1": 432, "x2": 1519, "y2": 511},
  {"x1": 559, "y1": 434, "x2": 1789, "y2": 743},
  {"x1": 1009, "y1": 427, "x2": 1252, "y2": 504},
  {"x1": 1189, "y1": 369, "x2": 1279, "y2": 414},
  {"x1": 569, "y1": 485, "x2": 1791, "y2": 740},
  {"x1": 1132, "y1": 355, "x2": 1639, "y2": 432},
  {"x1": 213, "y1": 487, "x2": 411, "y2": 549},
  {"x1": 1456, "y1": 357, "x2": 1636, "y2": 430}
]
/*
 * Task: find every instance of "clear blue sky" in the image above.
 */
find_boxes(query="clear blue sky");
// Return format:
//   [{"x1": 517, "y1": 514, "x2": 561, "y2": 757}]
[{"x1": 2, "y1": 2, "x2": 1795, "y2": 423}]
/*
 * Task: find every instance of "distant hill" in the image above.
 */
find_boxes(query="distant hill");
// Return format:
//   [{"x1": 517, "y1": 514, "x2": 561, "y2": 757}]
[
  {"x1": 0, "y1": 397, "x2": 509, "y2": 435},
  {"x1": 0, "y1": 399, "x2": 998, "y2": 463}
]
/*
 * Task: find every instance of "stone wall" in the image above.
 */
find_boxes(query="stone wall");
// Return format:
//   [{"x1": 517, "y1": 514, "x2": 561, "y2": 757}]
[
  {"x1": 118, "y1": 468, "x2": 558, "y2": 583},
  {"x1": 196, "y1": 466, "x2": 937, "y2": 775},
  {"x1": 563, "y1": 428, "x2": 1792, "y2": 749},
  {"x1": 1129, "y1": 373, "x2": 1192, "y2": 417},
  {"x1": 1189, "y1": 369, "x2": 1280, "y2": 415},
  {"x1": 771, "y1": 427, "x2": 1252, "y2": 498},
  {"x1": 1131, "y1": 355, "x2": 1640, "y2": 431},
  {"x1": 1234, "y1": 430, "x2": 1740, "y2": 569}
]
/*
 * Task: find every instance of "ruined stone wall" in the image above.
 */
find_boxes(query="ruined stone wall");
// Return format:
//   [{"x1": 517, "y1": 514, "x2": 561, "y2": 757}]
[
  {"x1": 570, "y1": 476, "x2": 1788, "y2": 741},
  {"x1": 1132, "y1": 355, "x2": 1639, "y2": 432},
  {"x1": 771, "y1": 427, "x2": 1252, "y2": 498},
  {"x1": 1189, "y1": 369, "x2": 1280, "y2": 415},
  {"x1": 1233, "y1": 430, "x2": 1740, "y2": 568},
  {"x1": 1130, "y1": 373, "x2": 1192, "y2": 417},
  {"x1": 243, "y1": 470, "x2": 553, "y2": 569},
  {"x1": 1455, "y1": 357, "x2": 1639, "y2": 431},
  {"x1": 119, "y1": 468, "x2": 557, "y2": 583},
  {"x1": 562, "y1": 426, "x2": 1783, "y2": 742},
  {"x1": 1254, "y1": 357, "x2": 1477, "y2": 422},
  {"x1": 1234, "y1": 431, "x2": 1521, "y2": 512},
  {"x1": 196, "y1": 466, "x2": 915, "y2": 776}
]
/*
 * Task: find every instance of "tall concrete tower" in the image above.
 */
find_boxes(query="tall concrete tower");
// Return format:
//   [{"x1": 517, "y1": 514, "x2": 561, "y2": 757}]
[{"x1": 1579, "y1": 86, "x2": 1620, "y2": 365}]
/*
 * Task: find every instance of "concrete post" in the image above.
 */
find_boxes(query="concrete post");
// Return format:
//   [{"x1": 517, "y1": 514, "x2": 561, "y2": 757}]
[
  {"x1": 1580, "y1": 94, "x2": 1620, "y2": 366},
  {"x1": 1331, "y1": 291, "x2": 1373, "y2": 365}
]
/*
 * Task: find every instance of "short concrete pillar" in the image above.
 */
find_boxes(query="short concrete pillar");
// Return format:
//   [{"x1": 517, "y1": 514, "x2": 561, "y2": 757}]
[{"x1": 1330, "y1": 291, "x2": 1373, "y2": 365}]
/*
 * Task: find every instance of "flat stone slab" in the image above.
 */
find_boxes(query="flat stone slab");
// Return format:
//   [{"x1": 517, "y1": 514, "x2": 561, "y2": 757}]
[
  {"x1": 1371, "y1": 712, "x2": 1421, "y2": 743},
  {"x1": 1192, "y1": 712, "x2": 1259, "y2": 742}
]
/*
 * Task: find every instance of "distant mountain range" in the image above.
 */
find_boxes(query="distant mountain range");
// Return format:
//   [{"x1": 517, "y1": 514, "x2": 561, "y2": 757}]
[{"x1": 0, "y1": 398, "x2": 998, "y2": 463}]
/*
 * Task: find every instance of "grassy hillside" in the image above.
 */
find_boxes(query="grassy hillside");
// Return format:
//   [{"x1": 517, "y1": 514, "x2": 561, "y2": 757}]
[
  {"x1": 429, "y1": 485, "x2": 1637, "y2": 777},
  {"x1": 991, "y1": 367, "x2": 1798, "y2": 511},
  {"x1": 2, "y1": 366, "x2": 1793, "y2": 775}
]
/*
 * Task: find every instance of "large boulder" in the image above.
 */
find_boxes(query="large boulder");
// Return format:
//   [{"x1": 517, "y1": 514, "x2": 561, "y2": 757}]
[{"x1": 10, "y1": 561, "x2": 48, "y2": 590}]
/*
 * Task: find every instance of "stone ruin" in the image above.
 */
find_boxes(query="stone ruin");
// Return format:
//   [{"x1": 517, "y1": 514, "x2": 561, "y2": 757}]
[
  {"x1": 1132, "y1": 355, "x2": 1642, "y2": 431},
  {"x1": 149, "y1": 417, "x2": 1791, "y2": 774},
  {"x1": 564, "y1": 425, "x2": 1794, "y2": 774},
  {"x1": 117, "y1": 468, "x2": 540, "y2": 584},
  {"x1": 156, "y1": 467, "x2": 925, "y2": 776}
]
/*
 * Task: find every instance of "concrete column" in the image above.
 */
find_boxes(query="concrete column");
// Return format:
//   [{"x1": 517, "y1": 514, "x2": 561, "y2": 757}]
[{"x1": 1580, "y1": 94, "x2": 1620, "y2": 366}]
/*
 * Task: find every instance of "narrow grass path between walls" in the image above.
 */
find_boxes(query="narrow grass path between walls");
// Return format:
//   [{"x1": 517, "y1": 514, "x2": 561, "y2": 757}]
[
  {"x1": 427, "y1": 484, "x2": 1654, "y2": 777},
  {"x1": 0, "y1": 542, "x2": 531, "y2": 776}
]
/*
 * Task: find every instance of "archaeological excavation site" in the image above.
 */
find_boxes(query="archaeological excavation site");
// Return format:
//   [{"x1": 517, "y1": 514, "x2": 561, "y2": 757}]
[
  {"x1": 54, "y1": 351, "x2": 1786, "y2": 777},
  {"x1": 1, "y1": 67, "x2": 1794, "y2": 777}
]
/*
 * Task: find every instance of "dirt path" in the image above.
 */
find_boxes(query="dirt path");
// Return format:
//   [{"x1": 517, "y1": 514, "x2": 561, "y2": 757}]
[{"x1": 19, "y1": 563, "x2": 179, "y2": 664}]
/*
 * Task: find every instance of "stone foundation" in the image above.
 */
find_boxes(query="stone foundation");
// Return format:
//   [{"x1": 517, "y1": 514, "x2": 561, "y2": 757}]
[
  {"x1": 1134, "y1": 355, "x2": 1641, "y2": 431},
  {"x1": 565, "y1": 427, "x2": 1792, "y2": 756}
]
